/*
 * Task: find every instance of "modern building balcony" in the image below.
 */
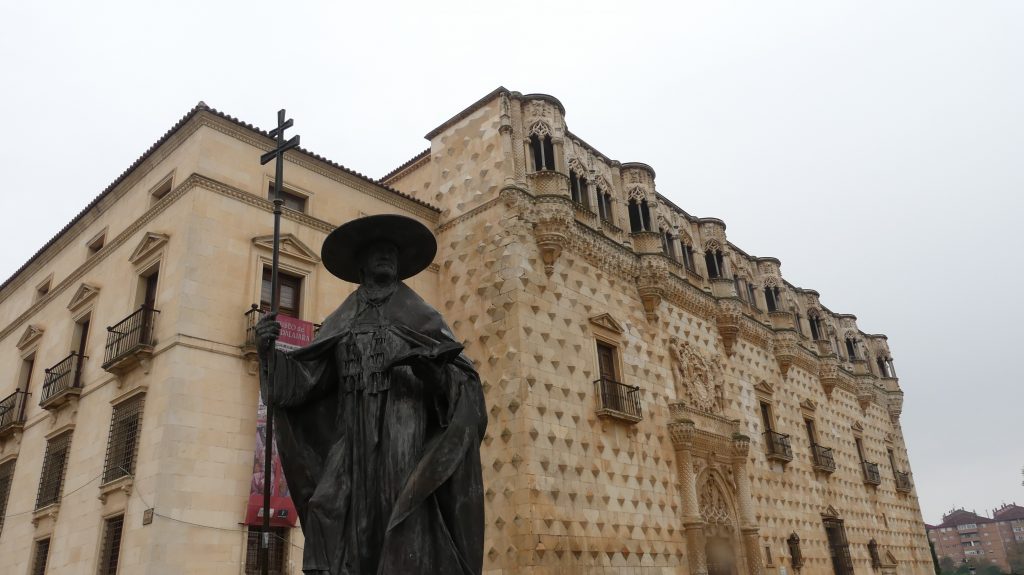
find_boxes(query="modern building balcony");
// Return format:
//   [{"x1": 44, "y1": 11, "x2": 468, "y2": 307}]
[
  {"x1": 102, "y1": 305, "x2": 159, "y2": 375},
  {"x1": 811, "y1": 443, "x2": 837, "y2": 473},
  {"x1": 895, "y1": 470, "x2": 913, "y2": 493},
  {"x1": 862, "y1": 461, "x2": 882, "y2": 485},
  {"x1": 40, "y1": 352, "x2": 86, "y2": 409},
  {"x1": 594, "y1": 377, "x2": 642, "y2": 423},
  {"x1": 0, "y1": 389, "x2": 29, "y2": 437},
  {"x1": 763, "y1": 430, "x2": 793, "y2": 463}
]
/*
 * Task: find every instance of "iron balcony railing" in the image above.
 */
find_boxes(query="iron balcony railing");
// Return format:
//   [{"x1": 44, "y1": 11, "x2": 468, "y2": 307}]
[
  {"x1": 811, "y1": 443, "x2": 837, "y2": 473},
  {"x1": 763, "y1": 430, "x2": 793, "y2": 462},
  {"x1": 593, "y1": 377, "x2": 642, "y2": 422},
  {"x1": 41, "y1": 352, "x2": 86, "y2": 406},
  {"x1": 0, "y1": 389, "x2": 29, "y2": 434},
  {"x1": 862, "y1": 461, "x2": 882, "y2": 485},
  {"x1": 102, "y1": 305, "x2": 159, "y2": 369},
  {"x1": 894, "y1": 470, "x2": 912, "y2": 492}
]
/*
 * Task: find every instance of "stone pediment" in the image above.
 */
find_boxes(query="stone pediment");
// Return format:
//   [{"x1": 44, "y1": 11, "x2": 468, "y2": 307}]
[
  {"x1": 851, "y1": 422, "x2": 864, "y2": 433},
  {"x1": 17, "y1": 325, "x2": 44, "y2": 350},
  {"x1": 253, "y1": 234, "x2": 320, "y2": 264},
  {"x1": 822, "y1": 505, "x2": 840, "y2": 518},
  {"x1": 754, "y1": 381, "x2": 774, "y2": 396},
  {"x1": 800, "y1": 399, "x2": 817, "y2": 412},
  {"x1": 129, "y1": 232, "x2": 170, "y2": 265},
  {"x1": 67, "y1": 283, "x2": 100, "y2": 312},
  {"x1": 589, "y1": 313, "x2": 623, "y2": 334}
]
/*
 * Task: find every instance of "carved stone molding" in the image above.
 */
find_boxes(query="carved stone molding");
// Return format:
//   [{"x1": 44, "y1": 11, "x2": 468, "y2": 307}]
[
  {"x1": 716, "y1": 299, "x2": 743, "y2": 356},
  {"x1": 671, "y1": 338, "x2": 725, "y2": 413},
  {"x1": 818, "y1": 355, "x2": 839, "y2": 398},
  {"x1": 637, "y1": 254, "x2": 667, "y2": 321},
  {"x1": 773, "y1": 329, "x2": 798, "y2": 377}
]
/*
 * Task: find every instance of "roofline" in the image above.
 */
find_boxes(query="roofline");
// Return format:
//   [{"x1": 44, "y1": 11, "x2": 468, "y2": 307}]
[
  {"x1": 380, "y1": 148, "x2": 430, "y2": 183},
  {"x1": 0, "y1": 102, "x2": 440, "y2": 294},
  {"x1": 424, "y1": 86, "x2": 508, "y2": 140}
]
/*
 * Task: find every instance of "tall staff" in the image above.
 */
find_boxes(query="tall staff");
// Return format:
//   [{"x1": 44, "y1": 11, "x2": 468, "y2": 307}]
[{"x1": 258, "y1": 109, "x2": 299, "y2": 575}]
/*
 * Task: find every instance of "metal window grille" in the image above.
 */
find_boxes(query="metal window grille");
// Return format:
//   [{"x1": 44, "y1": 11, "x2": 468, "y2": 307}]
[
  {"x1": 0, "y1": 459, "x2": 15, "y2": 535},
  {"x1": 245, "y1": 526, "x2": 287, "y2": 575},
  {"x1": 97, "y1": 515, "x2": 124, "y2": 575},
  {"x1": 31, "y1": 538, "x2": 50, "y2": 575},
  {"x1": 36, "y1": 431, "x2": 72, "y2": 509},
  {"x1": 103, "y1": 395, "x2": 145, "y2": 484}
]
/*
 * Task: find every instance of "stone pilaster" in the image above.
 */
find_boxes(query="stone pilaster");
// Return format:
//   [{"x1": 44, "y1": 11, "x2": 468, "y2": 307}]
[
  {"x1": 672, "y1": 420, "x2": 707, "y2": 575},
  {"x1": 733, "y1": 435, "x2": 762, "y2": 575}
]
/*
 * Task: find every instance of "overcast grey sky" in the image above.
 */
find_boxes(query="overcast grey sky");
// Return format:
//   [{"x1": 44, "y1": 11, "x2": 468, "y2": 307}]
[{"x1": 1, "y1": 1, "x2": 1021, "y2": 523}]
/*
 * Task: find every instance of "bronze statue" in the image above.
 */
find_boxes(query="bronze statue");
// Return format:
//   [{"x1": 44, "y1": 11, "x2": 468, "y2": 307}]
[{"x1": 255, "y1": 214, "x2": 486, "y2": 574}]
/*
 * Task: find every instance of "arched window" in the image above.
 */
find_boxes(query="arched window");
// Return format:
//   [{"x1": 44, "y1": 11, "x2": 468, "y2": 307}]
[
  {"x1": 662, "y1": 231, "x2": 678, "y2": 261},
  {"x1": 569, "y1": 170, "x2": 591, "y2": 209},
  {"x1": 680, "y1": 240, "x2": 695, "y2": 272},
  {"x1": 704, "y1": 247, "x2": 726, "y2": 279},
  {"x1": 845, "y1": 336, "x2": 859, "y2": 360},
  {"x1": 793, "y1": 309, "x2": 804, "y2": 336},
  {"x1": 628, "y1": 198, "x2": 652, "y2": 232},
  {"x1": 529, "y1": 124, "x2": 556, "y2": 172},
  {"x1": 764, "y1": 286, "x2": 781, "y2": 312},
  {"x1": 808, "y1": 311, "x2": 823, "y2": 340},
  {"x1": 597, "y1": 190, "x2": 613, "y2": 223}
]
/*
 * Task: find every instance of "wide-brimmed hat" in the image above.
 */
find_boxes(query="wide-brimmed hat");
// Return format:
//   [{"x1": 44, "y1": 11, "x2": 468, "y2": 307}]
[{"x1": 321, "y1": 214, "x2": 437, "y2": 283}]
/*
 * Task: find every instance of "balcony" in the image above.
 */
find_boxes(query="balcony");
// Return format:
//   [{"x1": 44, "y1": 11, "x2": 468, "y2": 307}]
[
  {"x1": 102, "y1": 305, "x2": 159, "y2": 375},
  {"x1": 763, "y1": 430, "x2": 793, "y2": 463},
  {"x1": 40, "y1": 352, "x2": 85, "y2": 409},
  {"x1": 895, "y1": 470, "x2": 912, "y2": 493},
  {"x1": 0, "y1": 389, "x2": 29, "y2": 437},
  {"x1": 862, "y1": 461, "x2": 882, "y2": 485},
  {"x1": 243, "y1": 305, "x2": 320, "y2": 353},
  {"x1": 594, "y1": 377, "x2": 642, "y2": 423},
  {"x1": 811, "y1": 443, "x2": 837, "y2": 473}
]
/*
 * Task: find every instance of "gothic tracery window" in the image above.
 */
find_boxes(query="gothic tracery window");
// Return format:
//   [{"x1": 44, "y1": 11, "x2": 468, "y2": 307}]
[
  {"x1": 703, "y1": 241, "x2": 726, "y2": 279},
  {"x1": 808, "y1": 310, "x2": 823, "y2": 340},
  {"x1": 569, "y1": 168, "x2": 591, "y2": 209},
  {"x1": 529, "y1": 122, "x2": 556, "y2": 171}
]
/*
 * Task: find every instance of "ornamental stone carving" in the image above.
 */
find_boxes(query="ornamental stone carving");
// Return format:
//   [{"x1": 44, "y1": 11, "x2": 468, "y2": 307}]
[
  {"x1": 716, "y1": 299, "x2": 744, "y2": 356},
  {"x1": 699, "y1": 478, "x2": 733, "y2": 528},
  {"x1": 671, "y1": 337, "x2": 724, "y2": 413},
  {"x1": 773, "y1": 330, "x2": 799, "y2": 377}
]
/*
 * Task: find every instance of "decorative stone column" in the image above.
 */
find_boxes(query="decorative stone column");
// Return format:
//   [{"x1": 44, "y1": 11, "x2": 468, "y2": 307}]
[
  {"x1": 733, "y1": 435, "x2": 763, "y2": 575},
  {"x1": 499, "y1": 92, "x2": 516, "y2": 187},
  {"x1": 670, "y1": 419, "x2": 707, "y2": 575}
]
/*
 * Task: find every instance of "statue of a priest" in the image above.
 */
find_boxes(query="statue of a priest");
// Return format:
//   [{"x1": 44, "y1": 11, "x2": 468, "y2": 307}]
[{"x1": 255, "y1": 214, "x2": 486, "y2": 575}]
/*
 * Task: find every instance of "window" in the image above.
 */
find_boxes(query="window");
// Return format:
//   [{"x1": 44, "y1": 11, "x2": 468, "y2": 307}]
[
  {"x1": 87, "y1": 231, "x2": 106, "y2": 256},
  {"x1": 759, "y1": 402, "x2": 774, "y2": 432},
  {"x1": 569, "y1": 170, "x2": 591, "y2": 209},
  {"x1": 704, "y1": 249, "x2": 726, "y2": 279},
  {"x1": 597, "y1": 190, "x2": 613, "y2": 223},
  {"x1": 529, "y1": 133, "x2": 556, "y2": 171},
  {"x1": 628, "y1": 198, "x2": 652, "y2": 232},
  {"x1": 854, "y1": 437, "x2": 866, "y2": 463},
  {"x1": 0, "y1": 459, "x2": 15, "y2": 536},
  {"x1": 267, "y1": 183, "x2": 307, "y2": 213},
  {"x1": 662, "y1": 231, "x2": 678, "y2": 261},
  {"x1": 97, "y1": 515, "x2": 125, "y2": 575},
  {"x1": 150, "y1": 176, "x2": 173, "y2": 204},
  {"x1": 887, "y1": 448, "x2": 897, "y2": 474},
  {"x1": 794, "y1": 311, "x2": 804, "y2": 336},
  {"x1": 35, "y1": 278, "x2": 51, "y2": 301},
  {"x1": 31, "y1": 538, "x2": 50, "y2": 575},
  {"x1": 733, "y1": 277, "x2": 743, "y2": 300},
  {"x1": 681, "y1": 243, "x2": 695, "y2": 272},
  {"x1": 596, "y1": 341, "x2": 619, "y2": 383},
  {"x1": 809, "y1": 312, "x2": 822, "y2": 340},
  {"x1": 845, "y1": 337, "x2": 858, "y2": 360},
  {"x1": 764, "y1": 286, "x2": 781, "y2": 312},
  {"x1": 103, "y1": 394, "x2": 145, "y2": 483},
  {"x1": 19, "y1": 353, "x2": 35, "y2": 392},
  {"x1": 261, "y1": 268, "x2": 303, "y2": 319},
  {"x1": 804, "y1": 418, "x2": 817, "y2": 446},
  {"x1": 36, "y1": 431, "x2": 73, "y2": 509},
  {"x1": 746, "y1": 283, "x2": 758, "y2": 308},
  {"x1": 245, "y1": 526, "x2": 288, "y2": 575}
]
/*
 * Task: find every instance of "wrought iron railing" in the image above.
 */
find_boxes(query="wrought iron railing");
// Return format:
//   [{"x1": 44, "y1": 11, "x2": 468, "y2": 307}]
[
  {"x1": 894, "y1": 470, "x2": 912, "y2": 492},
  {"x1": 862, "y1": 461, "x2": 882, "y2": 485},
  {"x1": 0, "y1": 389, "x2": 29, "y2": 433},
  {"x1": 811, "y1": 443, "x2": 836, "y2": 472},
  {"x1": 244, "y1": 305, "x2": 320, "y2": 349},
  {"x1": 103, "y1": 305, "x2": 158, "y2": 368},
  {"x1": 41, "y1": 352, "x2": 86, "y2": 406},
  {"x1": 593, "y1": 377, "x2": 642, "y2": 422},
  {"x1": 763, "y1": 430, "x2": 793, "y2": 461}
]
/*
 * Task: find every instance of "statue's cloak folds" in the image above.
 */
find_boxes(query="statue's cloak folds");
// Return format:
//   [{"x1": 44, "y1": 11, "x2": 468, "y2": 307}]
[{"x1": 260, "y1": 283, "x2": 486, "y2": 574}]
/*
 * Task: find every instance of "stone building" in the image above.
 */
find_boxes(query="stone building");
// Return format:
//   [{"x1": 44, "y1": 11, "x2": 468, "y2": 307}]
[
  {"x1": 927, "y1": 504, "x2": 1024, "y2": 571},
  {"x1": 0, "y1": 88, "x2": 932, "y2": 574}
]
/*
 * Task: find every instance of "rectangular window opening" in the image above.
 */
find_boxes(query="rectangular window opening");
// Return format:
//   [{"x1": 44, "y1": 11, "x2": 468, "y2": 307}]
[
  {"x1": 759, "y1": 402, "x2": 774, "y2": 431},
  {"x1": 35, "y1": 278, "x2": 51, "y2": 301},
  {"x1": 19, "y1": 353, "x2": 35, "y2": 393},
  {"x1": 87, "y1": 232, "x2": 106, "y2": 256},
  {"x1": 245, "y1": 526, "x2": 288, "y2": 575},
  {"x1": 261, "y1": 268, "x2": 303, "y2": 319},
  {"x1": 267, "y1": 182, "x2": 307, "y2": 213},
  {"x1": 596, "y1": 341, "x2": 618, "y2": 382},
  {"x1": 150, "y1": 177, "x2": 173, "y2": 204},
  {"x1": 0, "y1": 459, "x2": 15, "y2": 536},
  {"x1": 36, "y1": 431, "x2": 73, "y2": 509},
  {"x1": 31, "y1": 538, "x2": 51, "y2": 575},
  {"x1": 103, "y1": 394, "x2": 145, "y2": 484},
  {"x1": 97, "y1": 515, "x2": 125, "y2": 575}
]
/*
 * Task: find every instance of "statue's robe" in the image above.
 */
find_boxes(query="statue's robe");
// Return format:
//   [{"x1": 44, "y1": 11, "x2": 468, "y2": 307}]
[{"x1": 260, "y1": 283, "x2": 486, "y2": 574}]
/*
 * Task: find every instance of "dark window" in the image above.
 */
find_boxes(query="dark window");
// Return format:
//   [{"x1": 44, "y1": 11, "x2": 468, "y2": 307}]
[
  {"x1": 733, "y1": 277, "x2": 743, "y2": 299},
  {"x1": 267, "y1": 183, "x2": 307, "y2": 213},
  {"x1": 261, "y1": 268, "x2": 303, "y2": 319},
  {"x1": 845, "y1": 338, "x2": 858, "y2": 360},
  {"x1": 87, "y1": 233, "x2": 106, "y2": 255},
  {"x1": 804, "y1": 419, "x2": 816, "y2": 445},
  {"x1": 75, "y1": 315, "x2": 91, "y2": 360},
  {"x1": 245, "y1": 526, "x2": 288, "y2": 575},
  {"x1": 854, "y1": 437, "x2": 865, "y2": 462},
  {"x1": 794, "y1": 312, "x2": 804, "y2": 336},
  {"x1": 579, "y1": 177, "x2": 589, "y2": 209},
  {"x1": 596, "y1": 342, "x2": 618, "y2": 382},
  {"x1": 36, "y1": 431, "x2": 72, "y2": 509},
  {"x1": 570, "y1": 171, "x2": 581, "y2": 203},
  {"x1": 529, "y1": 134, "x2": 555, "y2": 171},
  {"x1": 151, "y1": 178, "x2": 173, "y2": 203},
  {"x1": 103, "y1": 394, "x2": 145, "y2": 483},
  {"x1": 0, "y1": 459, "x2": 14, "y2": 536},
  {"x1": 759, "y1": 402, "x2": 773, "y2": 431},
  {"x1": 765, "y1": 286, "x2": 781, "y2": 312},
  {"x1": 876, "y1": 357, "x2": 889, "y2": 377},
  {"x1": 97, "y1": 515, "x2": 125, "y2": 575},
  {"x1": 809, "y1": 314, "x2": 822, "y2": 340},
  {"x1": 19, "y1": 354, "x2": 35, "y2": 392},
  {"x1": 746, "y1": 284, "x2": 758, "y2": 308},
  {"x1": 628, "y1": 199, "x2": 652, "y2": 232},
  {"x1": 31, "y1": 538, "x2": 50, "y2": 575},
  {"x1": 36, "y1": 279, "x2": 51, "y2": 300},
  {"x1": 887, "y1": 448, "x2": 897, "y2": 473},
  {"x1": 824, "y1": 519, "x2": 854, "y2": 575},
  {"x1": 663, "y1": 232, "x2": 678, "y2": 261},
  {"x1": 705, "y1": 250, "x2": 725, "y2": 279},
  {"x1": 681, "y1": 244, "x2": 695, "y2": 271},
  {"x1": 597, "y1": 191, "x2": 613, "y2": 223}
]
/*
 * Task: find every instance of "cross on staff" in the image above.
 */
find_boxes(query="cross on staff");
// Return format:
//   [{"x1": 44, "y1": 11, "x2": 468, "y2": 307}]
[{"x1": 258, "y1": 109, "x2": 299, "y2": 575}]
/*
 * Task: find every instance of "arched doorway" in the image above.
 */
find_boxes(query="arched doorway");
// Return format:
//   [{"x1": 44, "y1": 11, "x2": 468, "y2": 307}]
[{"x1": 698, "y1": 471, "x2": 744, "y2": 575}]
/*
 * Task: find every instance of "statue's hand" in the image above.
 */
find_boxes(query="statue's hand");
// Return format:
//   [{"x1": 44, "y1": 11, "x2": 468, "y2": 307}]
[{"x1": 255, "y1": 313, "x2": 281, "y2": 359}]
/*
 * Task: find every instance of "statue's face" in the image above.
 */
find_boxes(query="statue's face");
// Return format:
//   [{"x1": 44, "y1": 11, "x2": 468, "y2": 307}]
[{"x1": 360, "y1": 241, "x2": 399, "y2": 283}]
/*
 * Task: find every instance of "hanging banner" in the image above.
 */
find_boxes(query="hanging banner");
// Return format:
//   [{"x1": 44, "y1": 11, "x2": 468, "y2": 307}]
[{"x1": 245, "y1": 314, "x2": 314, "y2": 527}]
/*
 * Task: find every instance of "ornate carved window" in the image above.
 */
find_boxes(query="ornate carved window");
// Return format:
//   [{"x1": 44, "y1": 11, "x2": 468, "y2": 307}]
[
  {"x1": 681, "y1": 242, "x2": 695, "y2": 272},
  {"x1": 569, "y1": 169, "x2": 591, "y2": 209},
  {"x1": 662, "y1": 231, "x2": 678, "y2": 261},
  {"x1": 764, "y1": 286, "x2": 781, "y2": 312},
  {"x1": 628, "y1": 198, "x2": 652, "y2": 232},
  {"x1": 808, "y1": 310, "x2": 823, "y2": 340},
  {"x1": 596, "y1": 189, "x2": 613, "y2": 223},
  {"x1": 845, "y1": 336, "x2": 859, "y2": 360},
  {"x1": 529, "y1": 123, "x2": 556, "y2": 171},
  {"x1": 704, "y1": 245, "x2": 726, "y2": 279}
]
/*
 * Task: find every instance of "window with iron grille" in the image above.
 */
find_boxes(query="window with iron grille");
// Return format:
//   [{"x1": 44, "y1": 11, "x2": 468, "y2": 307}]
[
  {"x1": 31, "y1": 538, "x2": 50, "y2": 575},
  {"x1": 0, "y1": 459, "x2": 15, "y2": 535},
  {"x1": 103, "y1": 395, "x2": 145, "y2": 483},
  {"x1": 97, "y1": 514, "x2": 124, "y2": 575},
  {"x1": 245, "y1": 526, "x2": 288, "y2": 574},
  {"x1": 36, "y1": 431, "x2": 73, "y2": 509}
]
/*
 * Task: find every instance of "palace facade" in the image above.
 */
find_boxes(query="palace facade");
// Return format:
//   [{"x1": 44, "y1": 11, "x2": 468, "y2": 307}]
[{"x1": 0, "y1": 88, "x2": 931, "y2": 574}]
